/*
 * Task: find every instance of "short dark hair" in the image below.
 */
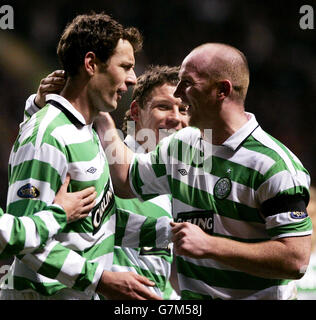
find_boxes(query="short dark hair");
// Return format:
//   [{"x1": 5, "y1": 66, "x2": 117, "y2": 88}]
[
  {"x1": 57, "y1": 12, "x2": 143, "y2": 76},
  {"x1": 132, "y1": 65, "x2": 180, "y2": 109},
  {"x1": 122, "y1": 65, "x2": 180, "y2": 134}
]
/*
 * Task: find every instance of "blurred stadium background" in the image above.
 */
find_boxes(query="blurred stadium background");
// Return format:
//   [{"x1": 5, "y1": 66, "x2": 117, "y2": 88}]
[{"x1": 0, "y1": 0, "x2": 315, "y2": 211}]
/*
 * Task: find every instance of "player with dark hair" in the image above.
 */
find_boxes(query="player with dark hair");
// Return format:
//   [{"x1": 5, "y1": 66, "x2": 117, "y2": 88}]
[
  {"x1": 1, "y1": 12, "x2": 161, "y2": 300},
  {"x1": 111, "y1": 65, "x2": 189, "y2": 299}
]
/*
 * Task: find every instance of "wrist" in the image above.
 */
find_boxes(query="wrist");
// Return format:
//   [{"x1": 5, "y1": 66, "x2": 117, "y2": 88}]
[
  {"x1": 47, "y1": 204, "x2": 67, "y2": 230},
  {"x1": 201, "y1": 234, "x2": 215, "y2": 259},
  {"x1": 34, "y1": 94, "x2": 46, "y2": 109},
  {"x1": 96, "y1": 270, "x2": 111, "y2": 295}
]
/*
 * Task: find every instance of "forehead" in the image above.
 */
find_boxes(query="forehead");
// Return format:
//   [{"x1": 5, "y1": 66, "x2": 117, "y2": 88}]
[
  {"x1": 109, "y1": 38, "x2": 135, "y2": 64},
  {"x1": 179, "y1": 57, "x2": 198, "y2": 78},
  {"x1": 145, "y1": 83, "x2": 180, "y2": 106},
  {"x1": 179, "y1": 51, "x2": 210, "y2": 79}
]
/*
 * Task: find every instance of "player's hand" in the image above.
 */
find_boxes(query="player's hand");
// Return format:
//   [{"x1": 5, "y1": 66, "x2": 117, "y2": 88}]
[
  {"x1": 35, "y1": 70, "x2": 66, "y2": 108},
  {"x1": 53, "y1": 174, "x2": 96, "y2": 223},
  {"x1": 96, "y1": 271, "x2": 162, "y2": 300},
  {"x1": 94, "y1": 112, "x2": 117, "y2": 150},
  {"x1": 170, "y1": 221, "x2": 212, "y2": 258}
]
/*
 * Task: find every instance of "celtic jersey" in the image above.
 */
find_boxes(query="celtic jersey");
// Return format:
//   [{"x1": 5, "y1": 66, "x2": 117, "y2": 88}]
[
  {"x1": 112, "y1": 135, "x2": 178, "y2": 300},
  {"x1": 0, "y1": 205, "x2": 67, "y2": 259},
  {"x1": 4, "y1": 94, "x2": 171, "y2": 299},
  {"x1": 129, "y1": 113, "x2": 312, "y2": 300}
]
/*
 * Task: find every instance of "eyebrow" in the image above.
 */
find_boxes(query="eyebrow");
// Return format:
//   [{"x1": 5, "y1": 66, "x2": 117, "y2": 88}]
[
  {"x1": 180, "y1": 73, "x2": 194, "y2": 82},
  {"x1": 151, "y1": 99, "x2": 173, "y2": 106},
  {"x1": 150, "y1": 98, "x2": 187, "y2": 108},
  {"x1": 122, "y1": 61, "x2": 135, "y2": 67}
]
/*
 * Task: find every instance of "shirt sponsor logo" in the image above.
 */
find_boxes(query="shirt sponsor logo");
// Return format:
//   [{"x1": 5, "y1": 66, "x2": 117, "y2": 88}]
[
  {"x1": 289, "y1": 211, "x2": 308, "y2": 220},
  {"x1": 214, "y1": 177, "x2": 231, "y2": 200},
  {"x1": 175, "y1": 211, "x2": 214, "y2": 235},
  {"x1": 91, "y1": 182, "x2": 115, "y2": 234},
  {"x1": 17, "y1": 183, "x2": 40, "y2": 199}
]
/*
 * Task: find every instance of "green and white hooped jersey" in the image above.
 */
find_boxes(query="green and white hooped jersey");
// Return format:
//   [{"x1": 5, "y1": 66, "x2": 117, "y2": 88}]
[
  {"x1": 0, "y1": 205, "x2": 68, "y2": 259},
  {"x1": 4, "y1": 94, "x2": 171, "y2": 299},
  {"x1": 129, "y1": 113, "x2": 312, "y2": 300},
  {"x1": 5, "y1": 94, "x2": 115, "y2": 298},
  {"x1": 113, "y1": 135, "x2": 178, "y2": 300}
]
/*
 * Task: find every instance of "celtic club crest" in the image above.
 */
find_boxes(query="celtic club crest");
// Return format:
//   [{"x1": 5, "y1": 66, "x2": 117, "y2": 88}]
[{"x1": 214, "y1": 177, "x2": 232, "y2": 200}]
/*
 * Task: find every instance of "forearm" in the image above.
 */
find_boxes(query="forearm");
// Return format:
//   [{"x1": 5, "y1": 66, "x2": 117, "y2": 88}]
[
  {"x1": 204, "y1": 235, "x2": 312, "y2": 279},
  {"x1": 19, "y1": 239, "x2": 104, "y2": 295},
  {"x1": 0, "y1": 205, "x2": 67, "y2": 258},
  {"x1": 102, "y1": 129, "x2": 134, "y2": 198},
  {"x1": 95, "y1": 112, "x2": 134, "y2": 198},
  {"x1": 115, "y1": 208, "x2": 172, "y2": 248}
]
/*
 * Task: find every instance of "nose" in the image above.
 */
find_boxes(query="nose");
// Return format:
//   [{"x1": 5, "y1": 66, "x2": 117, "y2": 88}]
[
  {"x1": 174, "y1": 82, "x2": 183, "y2": 99},
  {"x1": 166, "y1": 108, "x2": 182, "y2": 130},
  {"x1": 126, "y1": 69, "x2": 137, "y2": 86}
]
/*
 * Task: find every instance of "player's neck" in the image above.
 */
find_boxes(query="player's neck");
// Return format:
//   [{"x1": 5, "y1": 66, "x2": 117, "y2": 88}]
[
  {"x1": 201, "y1": 107, "x2": 248, "y2": 145},
  {"x1": 60, "y1": 77, "x2": 97, "y2": 124}
]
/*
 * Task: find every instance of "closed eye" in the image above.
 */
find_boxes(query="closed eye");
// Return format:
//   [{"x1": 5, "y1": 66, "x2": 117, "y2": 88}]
[
  {"x1": 121, "y1": 63, "x2": 134, "y2": 70},
  {"x1": 156, "y1": 105, "x2": 171, "y2": 111}
]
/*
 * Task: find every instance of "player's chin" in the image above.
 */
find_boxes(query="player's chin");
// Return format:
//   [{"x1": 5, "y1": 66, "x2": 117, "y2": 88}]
[{"x1": 101, "y1": 100, "x2": 118, "y2": 112}]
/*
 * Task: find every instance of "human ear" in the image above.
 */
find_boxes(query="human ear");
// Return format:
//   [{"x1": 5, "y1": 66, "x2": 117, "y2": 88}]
[
  {"x1": 130, "y1": 100, "x2": 140, "y2": 122},
  {"x1": 217, "y1": 80, "x2": 232, "y2": 100},
  {"x1": 84, "y1": 52, "x2": 97, "y2": 76}
]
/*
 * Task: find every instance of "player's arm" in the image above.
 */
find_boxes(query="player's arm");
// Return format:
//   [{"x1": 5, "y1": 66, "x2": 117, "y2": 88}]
[
  {"x1": 24, "y1": 70, "x2": 65, "y2": 122},
  {"x1": 34, "y1": 70, "x2": 66, "y2": 108},
  {"x1": 95, "y1": 111, "x2": 173, "y2": 201},
  {"x1": 171, "y1": 221, "x2": 311, "y2": 279},
  {"x1": 18, "y1": 238, "x2": 161, "y2": 299},
  {"x1": 94, "y1": 112, "x2": 135, "y2": 198},
  {"x1": 171, "y1": 168, "x2": 312, "y2": 280},
  {"x1": 96, "y1": 270, "x2": 162, "y2": 300},
  {"x1": 115, "y1": 207, "x2": 172, "y2": 249},
  {"x1": 53, "y1": 174, "x2": 96, "y2": 223},
  {"x1": 0, "y1": 175, "x2": 95, "y2": 259}
]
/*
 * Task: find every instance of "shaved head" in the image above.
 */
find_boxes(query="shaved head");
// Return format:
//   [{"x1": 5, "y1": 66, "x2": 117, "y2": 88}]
[{"x1": 183, "y1": 43, "x2": 250, "y2": 103}]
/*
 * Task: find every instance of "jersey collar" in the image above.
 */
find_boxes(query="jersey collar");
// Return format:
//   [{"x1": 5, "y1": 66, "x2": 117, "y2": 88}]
[
  {"x1": 221, "y1": 112, "x2": 259, "y2": 151},
  {"x1": 46, "y1": 94, "x2": 87, "y2": 126}
]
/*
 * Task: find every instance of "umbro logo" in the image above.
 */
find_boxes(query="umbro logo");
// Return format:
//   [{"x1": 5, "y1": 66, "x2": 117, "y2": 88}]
[
  {"x1": 87, "y1": 167, "x2": 97, "y2": 174},
  {"x1": 178, "y1": 169, "x2": 188, "y2": 176}
]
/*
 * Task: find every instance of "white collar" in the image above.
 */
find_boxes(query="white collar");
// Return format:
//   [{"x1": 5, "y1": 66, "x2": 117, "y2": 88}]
[
  {"x1": 221, "y1": 112, "x2": 259, "y2": 151},
  {"x1": 46, "y1": 94, "x2": 87, "y2": 126}
]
